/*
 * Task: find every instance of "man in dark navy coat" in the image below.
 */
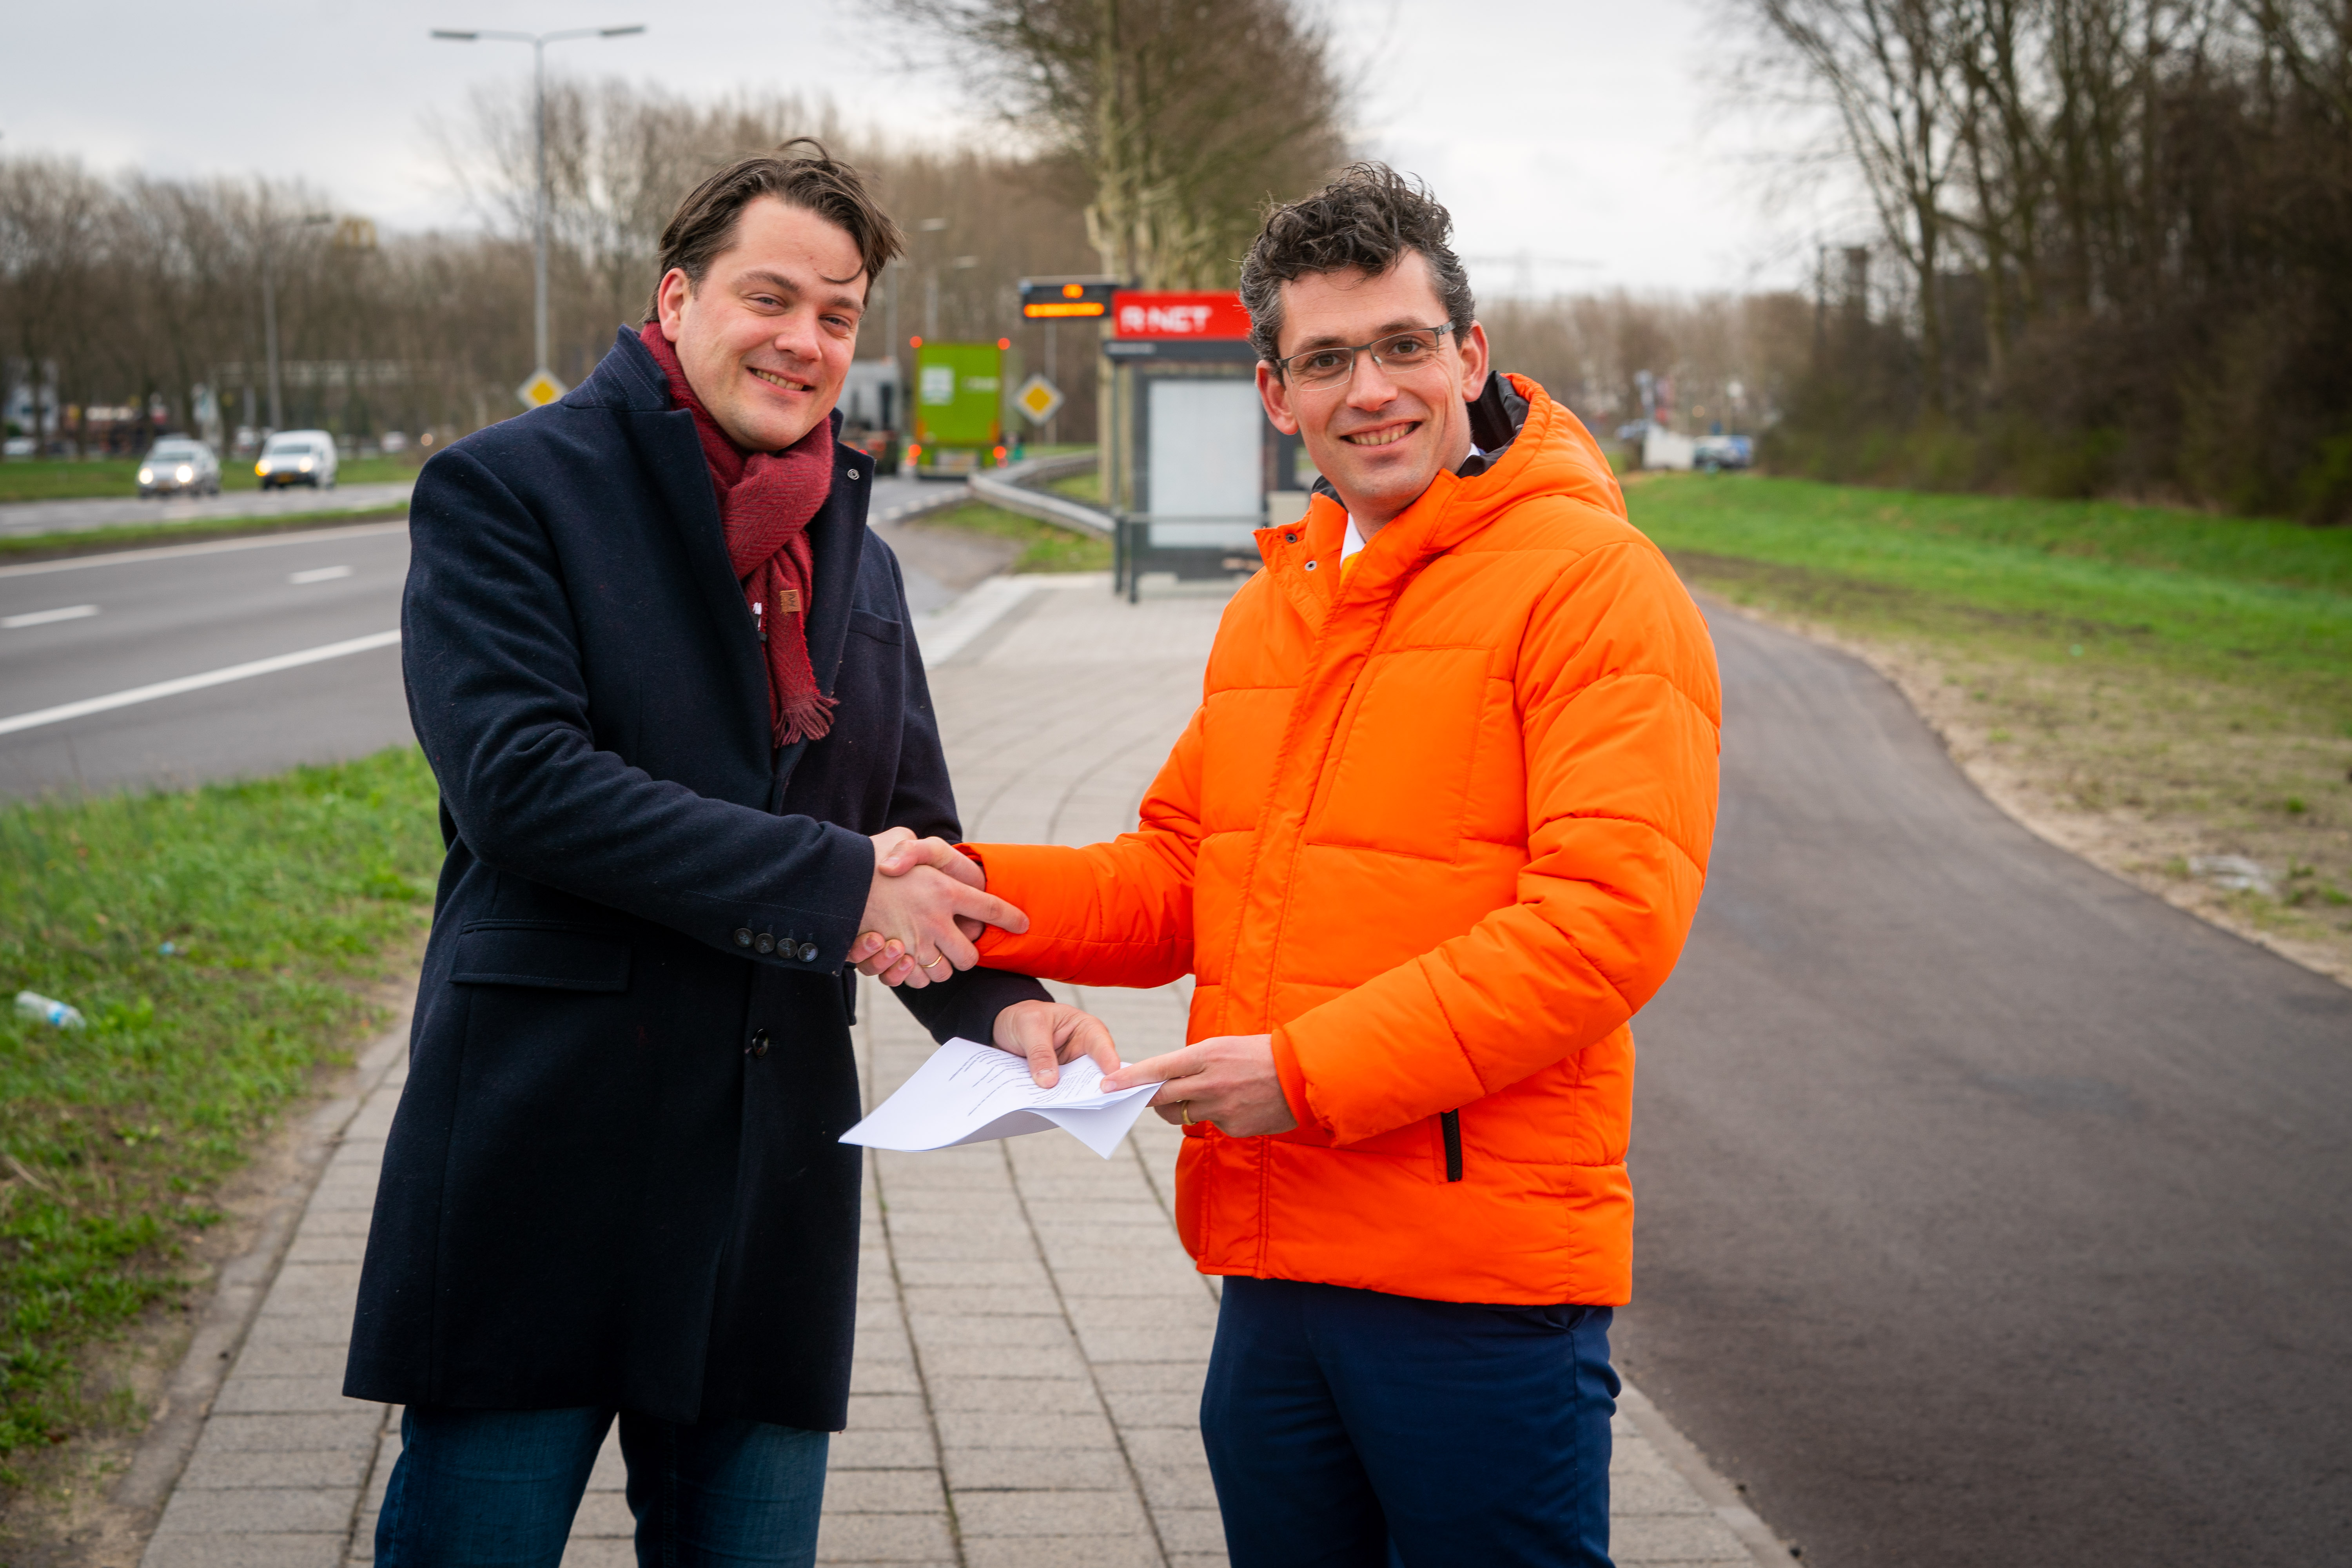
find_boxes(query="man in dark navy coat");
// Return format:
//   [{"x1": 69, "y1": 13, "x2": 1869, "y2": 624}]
[{"x1": 346, "y1": 146, "x2": 1119, "y2": 1564}]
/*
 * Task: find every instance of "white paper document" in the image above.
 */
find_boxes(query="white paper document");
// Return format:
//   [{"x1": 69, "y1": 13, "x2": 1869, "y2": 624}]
[{"x1": 841, "y1": 1037, "x2": 1160, "y2": 1158}]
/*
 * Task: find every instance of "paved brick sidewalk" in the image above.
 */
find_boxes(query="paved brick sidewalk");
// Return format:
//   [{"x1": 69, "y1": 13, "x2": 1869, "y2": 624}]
[{"x1": 134, "y1": 573, "x2": 1779, "y2": 1566}]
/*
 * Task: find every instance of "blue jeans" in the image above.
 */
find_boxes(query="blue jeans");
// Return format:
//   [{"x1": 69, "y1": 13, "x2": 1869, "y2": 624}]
[
  {"x1": 1201, "y1": 1277, "x2": 1619, "y2": 1568},
  {"x1": 375, "y1": 1405, "x2": 828, "y2": 1567}
]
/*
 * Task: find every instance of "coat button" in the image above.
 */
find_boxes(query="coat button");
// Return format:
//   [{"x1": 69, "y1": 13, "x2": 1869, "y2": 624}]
[
  {"x1": 746, "y1": 1027, "x2": 770, "y2": 1058},
  {"x1": 1305, "y1": 559, "x2": 1318, "y2": 571},
  {"x1": 797, "y1": 942, "x2": 820, "y2": 963},
  {"x1": 733, "y1": 927, "x2": 753, "y2": 948},
  {"x1": 1284, "y1": 533, "x2": 1297, "y2": 543},
  {"x1": 846, "y1": 468, "x2": 859, "y2": 480},
  {"x1": 755, "y1": 932, "x2": 776, "y2": 955}
]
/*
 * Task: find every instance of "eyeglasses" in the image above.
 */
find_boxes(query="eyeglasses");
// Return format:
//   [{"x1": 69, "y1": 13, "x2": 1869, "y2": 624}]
[{"x1": 1275, "y1": 324, "x2": 1456, "y2": 388}]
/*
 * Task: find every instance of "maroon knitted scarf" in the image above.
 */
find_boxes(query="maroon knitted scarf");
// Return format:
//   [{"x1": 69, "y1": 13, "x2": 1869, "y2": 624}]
[{"x1": 640, "y1": 322, "x2": 837, "y2": 746}]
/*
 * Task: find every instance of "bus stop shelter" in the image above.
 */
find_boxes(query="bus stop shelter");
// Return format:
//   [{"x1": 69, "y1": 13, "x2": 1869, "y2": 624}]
[{"x1": 1100, "y1": 292, "x2": 1311, "y2": 601}]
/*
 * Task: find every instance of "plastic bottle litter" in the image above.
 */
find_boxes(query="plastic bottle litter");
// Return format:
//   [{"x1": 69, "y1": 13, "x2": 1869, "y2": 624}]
[{"x1": 14, "y1": 991, "x2": 86, "y2": 1031}]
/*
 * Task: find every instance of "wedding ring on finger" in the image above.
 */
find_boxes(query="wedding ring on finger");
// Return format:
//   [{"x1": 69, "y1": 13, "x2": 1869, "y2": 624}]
[
  {"x1": 920, "y1": 953, "x2": 950, "y2": 974},
  {"x1": 1181, "y1": 1102, "x2": 1193, "y2": 1126}
]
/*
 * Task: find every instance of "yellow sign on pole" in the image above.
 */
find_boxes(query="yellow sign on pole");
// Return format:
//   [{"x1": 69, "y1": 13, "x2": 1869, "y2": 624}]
[
  {"x1": 1013, "y1": 374, "x2": 1064, "y2": 426},
  {"x1": 515, "y1": 368, "x2": 568, "y2": 410}
]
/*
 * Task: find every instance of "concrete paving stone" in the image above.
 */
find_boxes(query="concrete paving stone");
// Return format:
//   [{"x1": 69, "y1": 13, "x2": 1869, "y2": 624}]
[
  {"x1": 282, "y1": 1233, "x2": 369, "y2": 1263},
  {"x1": 1610, "y1": 1467, "x2": 1719, "y2": 1516},
  {"x1": 1098, "y1": 1390, "x2": 1205, "y2": 1429},
  {"x1": 210, "y1": 1377, "x2": 380, "y2": 1416},
  {"x1": 877, "y1": 1185, "x2": 1024, "y2": 1214},
  {"x1": 290, "y1": 1207, "x2": 374, "y2": 1236},
  {"x1": 906, "y1": 1313, "x2": 1073, "y2": 1350},
  {"x1": 1153, "y1": 1506, "x2": 1231, "y2": 1554},
  {"x1": 141, "y1": 1536, "x2": 349, "y2": 1568},
  {"x1": 572, "y1": 1489, "x2": 637, "y2": 1535},
  {"x1": 911, "y1": 1343, "x2": 1089, "y2": 1382},
  {"x1": 1608, "y1": 1512, "x2": 1760, "y2": 1563},
  {"x1": 153, "y1": 1483, "x2": 358, "y2": 1534},
  {"x1": 1051, "y1": 1266, "x2": 1217, "y2": 1299},
  {"x1": 898, "y1": 1285, "x2": 1064, "y2": 1317},
  {"x1": 176, "y1": 1446, "x2": 372, "y2": 1490},
  {"x1": 267, "y1": 1260, "x2": 366, "y2": 1289},
  {"x1": 193, "y1": 1411, "x2": 385, "y2": 1452},
  {"x1": 230, "y1": 1342, "x2": 355, "y2": 1378},
  {"x1": 934, "y1": 1411, "x2": 1118, "y2": 1450},
  {"x1": 952, "y1": 1487, "x2": 1152, "y2": 1538},
  {"x1": 350, "y1": 1512, "x2": 379, "y2": 1561},
  {"x1": 960, "y1": 1534, "x2": 1164, "y2": 1568},
  {"x1": 1078, "y1": 1327, "x2": 1218, "y2": 1364},
  {"x1": 941, "y1": 1445, "x2": 1132, "y2": 1493},
  {"x1": 891, "y1": 1258, "x2": 1053, "y2": 1288},
  {"x1": 1065, "y1": 1296, "x2": 1221, "y2": 1331},
  {"x1": 845, "y1": 1394, "x2": 933, "y2": 1430},
  {"x1": 586, "y1": 1436, "x2": 626, "y2": 1490},
  {"x1": 828, "y1": 1428, "x2": 938, "y2": 1469},
  {"x1": 558, "y1": 1541, "x2": 637, "y2": 1568},
  {"x1": 881, "y1": 1213, "x2": 1034, "y2": 1243},
  {"x1": 1167, "y1": 1554, "x2": 1233, "y2": 1568},
  {"x1": 884, "y1": 1235, "x2": 1044, "y2": 1263},
  {"x1": 812, "y1": 1510, "x2": 956, "y2": 1561},
  {"x1": 846, "y1": 1359, "x2": 922, "y2": 1396},
  {"x1": 1023, "y1": 1201, "x2": 1174, "y2": 1227},
  {"x1": 822, "y1": 1467, "x2": 947, "y2": 1512},
  {"x1": 924, "y1": 1376, "x2": 1101, "y2": 1414},
  {"x1": 241, "y1": 1316, "x2": 367, "y2": 1352},
  {"x1": 298, "y1": 1184, "x2": 382, "y2": 1212}
]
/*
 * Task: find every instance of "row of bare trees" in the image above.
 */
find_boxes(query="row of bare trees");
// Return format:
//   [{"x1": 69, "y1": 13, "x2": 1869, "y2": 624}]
[
  {"x1": 1735, "y1": 0, "x2": 2352, "y2": 519},
  {"x1": 3, "y1": 47, "x2": 1345, "y2": 457}
]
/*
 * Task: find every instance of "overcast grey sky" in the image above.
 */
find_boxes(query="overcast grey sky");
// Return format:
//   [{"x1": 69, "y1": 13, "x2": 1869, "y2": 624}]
[{"x1": 8, "y1": 0, "x2": 1848, "y2": 295}]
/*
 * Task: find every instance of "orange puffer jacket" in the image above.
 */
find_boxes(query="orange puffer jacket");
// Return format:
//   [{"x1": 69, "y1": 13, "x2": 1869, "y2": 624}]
[{"x1": 972, "y1": 376, "x2": 1721, "y2": 1305}]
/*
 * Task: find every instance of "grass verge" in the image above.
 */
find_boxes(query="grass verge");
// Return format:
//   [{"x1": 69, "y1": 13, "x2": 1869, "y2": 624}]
[
  {"x1": 915, "y1": 500, "x2": 1110, "y2": 573},
  {"x1": 0, "y1": 457, "x2": 419, "y2": 505},
  {"x1": 1044, "y1": 467, "x2": 1102, "y2": 506},
  {"x1": 1627, "y1": 474, "x2": 2352, "y2": 978},
  {"x1": 0, "y1": 508, "x2": 410, "y2": 566},
  {"x1": 0, "y1": 748, "x2": 440, "y2": 1487}
]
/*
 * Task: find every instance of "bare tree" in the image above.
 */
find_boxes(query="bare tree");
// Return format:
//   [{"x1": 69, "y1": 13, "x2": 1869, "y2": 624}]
[{"x1": 877, "y1": 0, "x2": 1349, "y2": 287}]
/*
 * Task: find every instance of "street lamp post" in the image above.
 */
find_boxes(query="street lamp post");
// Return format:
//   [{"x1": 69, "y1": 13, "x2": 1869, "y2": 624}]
[{"x1": 430, "y1": 23, "x2": 645, "y2": 383}]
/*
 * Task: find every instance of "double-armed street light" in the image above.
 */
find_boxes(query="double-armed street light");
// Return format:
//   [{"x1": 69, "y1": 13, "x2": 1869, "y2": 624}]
[{"x1": 430, "y1": 23, "x2": 646, "y2": 394}]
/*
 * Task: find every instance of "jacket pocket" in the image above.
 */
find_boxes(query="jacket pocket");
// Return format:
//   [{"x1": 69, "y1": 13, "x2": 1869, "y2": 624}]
[
  {"x1": 450, "y1": 920, "x2": 630, "y2": 992},
  {"x1": 847, "y1": 608, "x2": 904, "y2": 645}
]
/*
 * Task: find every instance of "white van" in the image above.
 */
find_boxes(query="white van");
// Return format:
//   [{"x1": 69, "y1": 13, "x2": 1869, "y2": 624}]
[{"x1": 256, "y1": 429, "x2": 339, "y2": 490}]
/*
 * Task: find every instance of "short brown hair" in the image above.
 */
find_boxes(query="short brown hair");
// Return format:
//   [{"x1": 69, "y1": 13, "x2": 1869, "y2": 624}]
[
  {"x1": 1238, "y1": 163, "x2": 1475, "y2": 374},
  {"x1": 643, "y1": 139, "x2": 906, "y2": 322}
]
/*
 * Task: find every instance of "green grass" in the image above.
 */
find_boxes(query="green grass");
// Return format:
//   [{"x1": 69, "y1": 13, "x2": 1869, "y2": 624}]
[
  {"x1": 1628, "y1": 475, "x2": 2352, "y2": 709},
  {"x1": 1044, "y1": 467, "x2": 1102, "y2": 506},
  {"x1": 1628, "y1": 472, "x2": 2352, "y2": 960},
  {"x1": 917, "y1": 501, "x2": 1111, "y2": 573},
  {"x1": 0, "y1": 456, "x2": 419, "y2": 504},
  {"x1": 0, "y1": 748, "x2": 440, "y2": 1478}
]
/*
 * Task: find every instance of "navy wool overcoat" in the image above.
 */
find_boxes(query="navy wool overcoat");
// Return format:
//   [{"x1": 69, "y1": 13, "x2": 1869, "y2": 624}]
[{"x1": 344, "y1": 328, "x2": 1045, "y2": 1430}]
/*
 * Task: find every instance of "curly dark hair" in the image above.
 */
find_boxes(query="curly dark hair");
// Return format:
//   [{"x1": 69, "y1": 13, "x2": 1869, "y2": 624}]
[
  {"x1": 643, "y1": 138, "x2": 905, "y2": 322},
  {"x1": 1238, "y1": 163, "x2": 1475, "y2": 374}
]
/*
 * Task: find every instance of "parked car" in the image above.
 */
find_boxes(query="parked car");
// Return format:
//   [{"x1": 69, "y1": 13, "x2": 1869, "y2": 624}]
[
  {"x1": 256, "y1": 429, "x2": 339, "y2": 490},
  {"x1": 1693, "y1": 434, "x2": 1753, "y2": 472},
  {"x1": 138, "y1": 437, "x2": 222, "y2": 497}
]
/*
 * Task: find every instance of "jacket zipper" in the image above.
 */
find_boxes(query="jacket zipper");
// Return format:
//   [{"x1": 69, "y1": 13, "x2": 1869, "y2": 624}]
[{"x1": 1441, "y1": 1110, "x2": 1463, "y2": 1182}]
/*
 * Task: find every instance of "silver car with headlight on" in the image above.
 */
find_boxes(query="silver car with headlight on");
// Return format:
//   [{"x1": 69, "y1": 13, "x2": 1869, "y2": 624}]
[
  {"x1": 256, "y1": 429, "x2": 340, "y2": 490},
  {"x1": 138, "y1": 437, "x2": 222, "y2": 497}
]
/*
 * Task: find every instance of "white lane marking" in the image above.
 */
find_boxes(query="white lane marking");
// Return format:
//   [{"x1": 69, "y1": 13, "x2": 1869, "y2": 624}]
[
  {"x1": 0, "y1": 630, "x2": 401, "y2": 739},
  {"x1": 0, "y1": 521, "x2": 409, "y2": 581},
  {"x1": 289, "y1": 565, "x2": 353, "y2": 584},
  {"x1": 2, "y1": 604, "x2": 99, "y2": 629}
]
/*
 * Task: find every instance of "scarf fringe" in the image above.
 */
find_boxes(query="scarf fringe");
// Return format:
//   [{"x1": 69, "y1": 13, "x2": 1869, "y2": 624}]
[{"x1": 777, "y1": 691, "x2": 838, "y2": 747}]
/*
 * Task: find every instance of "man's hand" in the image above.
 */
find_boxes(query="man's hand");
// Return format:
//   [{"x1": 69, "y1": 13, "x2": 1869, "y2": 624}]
[
  {"x1": 849, "y1": 831, "x2": 998, "y2": 985},
  {"x1": 993, "y1": 999, "x2": 1121, "y2": 1088},
  {"x1": 1102, "y1": 1034, "x2": 1298, "y2": 1137},
  {"x1": 852, "y1": 830, "x2": 1025, "y2": 989}
]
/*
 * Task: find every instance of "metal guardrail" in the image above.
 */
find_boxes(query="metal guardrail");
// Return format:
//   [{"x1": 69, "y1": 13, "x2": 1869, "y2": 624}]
[{"x1": 969, "y1": 454, "x2": 1114, "y2": 538}]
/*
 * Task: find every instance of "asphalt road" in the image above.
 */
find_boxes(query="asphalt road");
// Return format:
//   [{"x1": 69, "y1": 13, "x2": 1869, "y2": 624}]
[
  {"x1": 1619, "y1": 604, "x2": 2352, "y2": 1568},
  {"x1": 0, "y1": 524, "x2": 414, "y2": 799},
  {"x1": 0, "y1": 481, "x2": 417, "y2": 537},
  {"x1": 0, "y1": 476, "x2": 969, "y2": 801}
]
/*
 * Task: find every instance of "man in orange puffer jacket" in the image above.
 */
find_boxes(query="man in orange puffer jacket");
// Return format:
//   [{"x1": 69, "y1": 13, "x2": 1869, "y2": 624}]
[{"x1": 878, "y1": 165, "x2": 1720, "y2": 1566}]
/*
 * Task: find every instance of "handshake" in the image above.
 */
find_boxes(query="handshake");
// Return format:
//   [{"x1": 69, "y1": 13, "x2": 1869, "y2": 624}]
[{"x1": 837, "y1": 829, "x2": 1296, "y2": 1138}]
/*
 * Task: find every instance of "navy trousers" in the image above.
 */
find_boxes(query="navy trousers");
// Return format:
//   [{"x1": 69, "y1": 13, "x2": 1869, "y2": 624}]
[{"x1": 1201, "y1": 1277, "x2": 1619, "y2": 1568}]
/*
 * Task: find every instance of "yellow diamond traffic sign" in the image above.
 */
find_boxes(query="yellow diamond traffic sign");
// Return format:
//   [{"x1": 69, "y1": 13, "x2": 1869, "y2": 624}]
[
  {"x1": 1013, "y1": 374, "x2": 1065, "y2": 426},
  {"x1": 516, "y1": 368, "x2": 569, "y2": 410}
]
